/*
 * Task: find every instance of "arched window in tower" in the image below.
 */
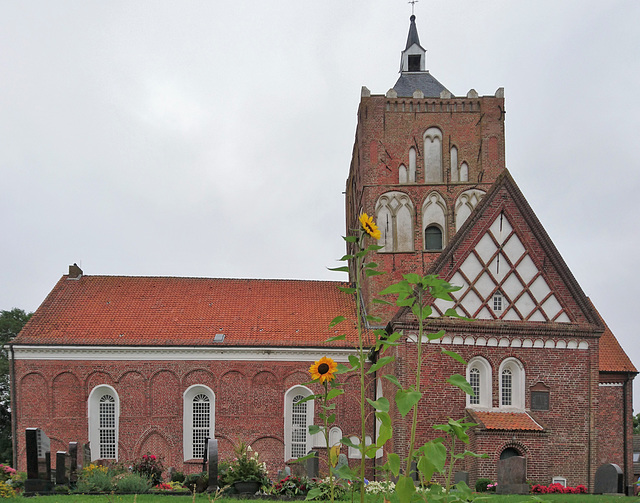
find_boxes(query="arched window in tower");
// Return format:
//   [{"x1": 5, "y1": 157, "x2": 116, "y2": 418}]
[
  {"x1": 375, "y1": 192, "x2": 414, "y2": 252},
  {"x1": 422, "y1": 191, "x2": 447, "y2": 251},
  {"x1": 466, "y1": 357, "x2": 491, "y2": 409},
  {"x1": 399, "y1": 164, "x2": 408, "y2": 184},
  {"x1": 459, "y1": 162, "x2": 469, "y2": 182},
  {"x1": 409, "y1": 147, "x2": 417, "y2": 182},
  {"x1": 455, "y1": 189, "x2": 486, "y2": 231},
  {"x1": 450, "y1": 146, "x2": 458, "y2": 182},
  {"x1": 499, "y1": 358, "x2": 525, "y2": 409},
  {"x1": 424, "y1": 127, "x2": 443, "y2": 183}
]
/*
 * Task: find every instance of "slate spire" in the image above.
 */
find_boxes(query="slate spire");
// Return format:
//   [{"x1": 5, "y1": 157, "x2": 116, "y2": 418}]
[{"x1": 405, "y1": 14, "x2": 420, "y2": 50}]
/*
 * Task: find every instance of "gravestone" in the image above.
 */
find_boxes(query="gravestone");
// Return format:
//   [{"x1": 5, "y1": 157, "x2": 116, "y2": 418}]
[
  {"x1": 68, "y1": 442, "x2": 78, "y2": 484},
  {"x1": 496, "y1": 456, "x2": 528, "y2": 495},
  {"x1": 276, "y1": 466, "x2": 291, "y2": 482},
  {"x1": 55, "y1": 451, "x2": 69, "y2": 485},
  {"x1": 334, "y1": 454, "x2": 348, "y2": 479},
  {"x1": 306, "y1": 450, "x2": 319, "y2": 479},
  {"x1": 24, "y1": 428, "x2": 53, "y2": 494},
  {"x1": 409, "y1": 460, "x2": 418, "y2": 483},
  {"x1": 206, "y1": 439, "x2": 218, "y2": 492},
  {"x1": 287, "y1": 459, "x2": 306, "y2": 477},
  {"x1": 594, "y1": 463, "x2": 623, "y2": 494},
  {"x1": 82, "y1": 443, "x2": 91, "y2": 469},
  {"x1": 454, "y1": 471, "x2": 469, "y2": 487}
]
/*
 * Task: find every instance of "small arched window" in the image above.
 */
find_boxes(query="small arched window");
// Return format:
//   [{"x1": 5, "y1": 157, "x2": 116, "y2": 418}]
[
  {"x1": 499, "y1": 358, "x2": 525, "y2": 409},
  {"x1": 425, "y1": 225, "x2": 443, "y2": 251},
  {"x1": 375, "y1": 192, "x2": 414, "y2": 252},
  {"x1": 467, "y1": 357, "x2": 492, "y2": 409},
  {"x1": 424, "y1": 127, "x2": 443, "y2": 182},
  {"x1": 450, "y1": 146, "x2": 459, "y2": 182}
]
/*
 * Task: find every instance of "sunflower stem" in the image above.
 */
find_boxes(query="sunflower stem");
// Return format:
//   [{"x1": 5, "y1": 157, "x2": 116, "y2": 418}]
[{"x1": 355, "y1": 230, "x2": 366, "y2": 503}]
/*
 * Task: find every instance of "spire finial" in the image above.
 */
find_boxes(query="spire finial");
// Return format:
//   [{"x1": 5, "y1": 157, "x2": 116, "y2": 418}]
[{"x1": 408, "y1": 0, "x2": 418, "y2": 16}]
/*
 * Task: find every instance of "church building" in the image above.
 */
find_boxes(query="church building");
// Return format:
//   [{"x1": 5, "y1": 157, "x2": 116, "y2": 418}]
[{"x1": 10, "y1": 15, "x2": 636, "y2": 493}]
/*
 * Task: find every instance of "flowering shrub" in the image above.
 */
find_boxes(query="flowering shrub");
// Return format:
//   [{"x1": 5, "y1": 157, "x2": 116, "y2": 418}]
[
  {"x1": 153, "y1": 481, "x2": 187, "y2": 492},
  {"x1": 531, "y1": 483, "x2": 587, "y2": 494},
  {"x1": 219, "y1": 442, "x2": 269, "y2": 488},
  {"x1": 77, "y1": 464, "x2": 113, "y2": 493},
  {"x1": 364, "y1": 480, "x2": 395, "y2": 495},
  {"x1": 487, "y1": 482, "x2": 497, "y2": 492},
  {"x1": 0, "y1": 465, "x2": 15, "y2": 483},
  {"x1": 82, "y1": 463, "x2": 108, "y2": 476},
  {"x1": 306, "y1": 477, "x2": 348, "y2": 501},
  {"x1": 271, "y1": 475, "x2": 309, "y2": 497},
  {"x1": 131, "y1": 453, "x2": 164, "y2": 484},
  {"x1": 0, "y1": 481, "x2": 15, "y2": 498}
]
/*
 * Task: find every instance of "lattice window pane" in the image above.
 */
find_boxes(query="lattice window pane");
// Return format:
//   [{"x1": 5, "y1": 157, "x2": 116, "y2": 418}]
[
  {"x1": 291, "y1": 395, "x2": 307, "y2": 458},
  {"x1": 469, "y1": 368, "x2": 480, "y2": 405},
  {"x1": 192, "y1": 394, "x2": 210, "y2": 458},
  {"x1": 502, "y1": 369, "x2": 512, "y2": 406},
  {"x1": 99, "y1": 394, "x2": 116, "y2": 459}
]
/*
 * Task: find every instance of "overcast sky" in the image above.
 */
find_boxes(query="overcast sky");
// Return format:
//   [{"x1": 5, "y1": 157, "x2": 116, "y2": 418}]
[{"x1": 2, "y1": 1, "x2": 639, "y2": 408}]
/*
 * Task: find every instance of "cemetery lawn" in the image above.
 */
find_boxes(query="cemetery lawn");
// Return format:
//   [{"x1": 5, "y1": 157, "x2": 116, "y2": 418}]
[{"x1": 9, "y1": 494, "x2": 640, "y2": 503}]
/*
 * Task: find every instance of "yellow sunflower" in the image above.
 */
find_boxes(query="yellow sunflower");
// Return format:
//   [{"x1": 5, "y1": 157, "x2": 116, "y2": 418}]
[
  {"x1": 309, "y1": 356, "x2": 338, "y2": 384},
  {"x1": 359, "y1": 213, "x2": 381, "y2": 240}
]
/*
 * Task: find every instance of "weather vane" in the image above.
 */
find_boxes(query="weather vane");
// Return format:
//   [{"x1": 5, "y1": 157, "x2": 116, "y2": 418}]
[{"x1": 408, "y1": 0, "x2": 418, "y2": 16}]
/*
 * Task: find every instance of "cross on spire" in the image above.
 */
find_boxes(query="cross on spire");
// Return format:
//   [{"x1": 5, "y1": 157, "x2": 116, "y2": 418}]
[{"x1": 408, "y1": 0, "x2": 418, "y2": 16}]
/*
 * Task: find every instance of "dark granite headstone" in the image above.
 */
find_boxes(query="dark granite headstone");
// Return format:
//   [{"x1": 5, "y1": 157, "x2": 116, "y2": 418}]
[
  {"x1": 594, "y1": 463, "x2": 623, "y2": 494},
  {"x1": 306, "y1": 450, "x2": 319, "y2": 479},
  {"x1": 82, "y1": 443, "x2": 91, "y2": 468},
  {"x1": 24, "y1": 428, "x2": 53, "y2": 494},
  {"x1": 68, "y1": 442, "x2": 78, "y2": 484},
  {"x1": 454, "y1": 471, "x2": 469, "y2": 486},
  {"x1": 55, "y1": 451, "x2": 69, "y2": 485},
  {"x1": 496, "y1": 456, "x2": 528, "y2": 495},
  {"x1": 409, "y1": 460, "x2": 418, "y2": 482},
  {"x1": 206, "y1": 439, "x2": 218, "y2": 492}
]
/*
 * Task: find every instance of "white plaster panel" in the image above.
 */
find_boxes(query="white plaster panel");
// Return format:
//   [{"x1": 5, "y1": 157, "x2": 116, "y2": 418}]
[
  {"x1": 556, "y1": 340, "x2": 566, "y2": 349},
  {"x1": 441, "y1": 336, "x2": 452, "y2": 344},
  {"x1": 503, "y1": 308, "x2": 520, "y2": 321},
  {"x1": 516, "y1": 255, "x2": 538, "y2": 284},
  {"x1": 578, "y1": 341, "x2": 589, "y2": 349},
  {"x1": 474, "y1": 272, "x2": 496, "y2": 300},
  {"x1": 461, "y1": 290, "x2": 482, "y2": 316},
  {"x1": 399, "y1": 164, "x2": 407, "y2": 184},
  {"x1": 511, "y1": 339, "x2": 522, "y2": 348},
  {"x1": 502, "y1": 274, "x2": 523, "y2": 300},
  {"x1": 489, "y1": 215, "x2": 513, "y2": 245},
  {"x1": 452, "y1": 336, "x2": 464, "y2": 345},
  {"x1": 396, "y1": 204, "x2": 413, "y2": 251},
  {"x1": 488, "y1": 254, "x2": 508, "y2": 283},
  {"x1": 528, "y1": 310, "x2": 546, "y2": 322},
  {"x1": 461, "y1": 254, "x2": 483, "y2": 282},
  {"x1": 475, "y1": 234, "x2": 497, "y2": 264},
  {"x1": 567, "y1": 340, "x2": 578, "y2": 349},
  {"x1": 533, "y1": 339, "x2": 544, "y2": 348},
  {"x1": 555, "y1": 312, "x2": 571, "y2": 323},
  {"x1": 487, "y1": 338, "x2": 498, "y2": 347},
  {"x1": 503, "y1": 234, "x2": 525, "y2": 262},
  {"x1": 476, "y1": 337, "x2": 487, "y2": 346},
  {"x1": 477, "y1": 307, "x2": 492, "y2": 320},
  {"x1": 522, "y1": 339, "x2": 533, "y2": 348},
  {"x1": 464, "y1": 337, "x2": 475, "y2": 345},
  {"x1": 450, "y1": 272, "x2": 468, "y2": 291},
  {"x1": 499, "y1": 338, "x2": 509, "y2": 347},
  {"x1": 544, "y1": 340, "x2": 555, "y2": 348},
  {"x1": 515, "y1": 291, "x2": 536, "y2": 318},
  {"x1": 542, "y1": 296, "x2": 562, "y2": 319},
  {"x1": 529, "y1": 276, "x2": 551, "y2": 302},
  {"x1": 459, "y1": 162, "x2": 468, "y2": 182}
]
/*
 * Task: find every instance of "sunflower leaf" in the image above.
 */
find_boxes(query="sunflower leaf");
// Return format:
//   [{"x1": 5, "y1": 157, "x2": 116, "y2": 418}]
[
  {"x1": 365, "y1": 269, "x2": 385, "y2": 277},
  {"x1": 367, "y1": 356, "x2": 395, "y2": 374},
  {"x1": 327, "y1": 266, "x2": 350, "y2": 273},
  {"x1": 384, "y1": 453, "x2": 401, "y2": 477},
  {"x1": 383, "y1": 374, "x2": 402, "y2": 388},
  {"x1": 335, "y1": 363, "x2": 352, "y2": 374},
  {"x1": 326, "y1": 388, "x2": 344, "y2": 400},
  {"x1": 297, "y1": 395, "x2": 316, "y2": 405},
  {"x1": 427, "y1": 330, "x2": 446, "y2": 340},
  {"x1": 442, "y1": 349, "x2": 467, "y2": 365},
  {"x1": 365, "y1": 314, "x2": 382, "y2": 323},
  {"x1": 326, "y1": 334, "x2": 346, "y2": 342},
  {"x1": 308, "y1": 424, "x2": 322, "y2": 436},
  {"x1": 443, "y1": 308, "x2": 471, "y2": 321},
  {"x1": 337, "y1": 286, "x2": 356, "y2": 295},
  {"x1": 366, "y1": 397, "x2": 390, "y2": 412},
  {"x1": 329, "y1": 316, "x2": 346, "y2": 327},
  {"x1": 340, "y1": 436, "x2": 359, "y2": 449},
  {"x1": 348, "y1": 355, "x2": 361, "y2": 369},
  {"x1": 366, "y1": 244, "x2": 384, "y2": 252},
  {"x1": 372, "y1": 298, "x2": 393, "y2": 305},
  {"x1": 395, "y1": 389, "x2": 422, "y2": 417},
  {"x1": 447, "y1": 374, "x2": 474, "y2": 395},
  {"x1": 343, "y1": 235, "x2": 358, "y2": 243},
  {"x1": 364, "y1": 262, "x2": 379, "y2": 268},
  {"x1": 337, "y1": 254, "x2": 354, "y2": 261}
]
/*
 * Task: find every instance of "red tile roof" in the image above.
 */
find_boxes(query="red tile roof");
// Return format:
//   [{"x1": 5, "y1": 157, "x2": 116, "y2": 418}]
[
  {"x1": 592, "y1": 301, "x2": 637, "y2": 373},
  {"x1": 14, "y1": 276, "x2": 361, "y2": 347},
  {"x1": 468, "y1": 410, "x2": 544, "y2": 431}
]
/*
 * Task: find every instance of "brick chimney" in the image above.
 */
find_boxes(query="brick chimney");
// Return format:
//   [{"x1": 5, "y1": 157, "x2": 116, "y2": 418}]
[{"x1": 68, "y1": 263, "x2": 83, "y2": 279}]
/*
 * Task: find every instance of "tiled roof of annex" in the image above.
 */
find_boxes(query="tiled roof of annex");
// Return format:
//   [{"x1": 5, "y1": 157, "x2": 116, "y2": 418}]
[
  {"x1": 13, "y1": 275, "x2": 361, "y2": 348},
  {"x1": 468, "y1": 410, "x2": 544, "y2": 432},
  {"x1": 593, "y1": 302, "x2": 637, "y2": 373}
]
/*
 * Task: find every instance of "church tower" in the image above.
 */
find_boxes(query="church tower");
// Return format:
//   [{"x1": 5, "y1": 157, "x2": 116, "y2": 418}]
[{"x1": 346, "y1": 15, "x2": 507, "y2": 322}]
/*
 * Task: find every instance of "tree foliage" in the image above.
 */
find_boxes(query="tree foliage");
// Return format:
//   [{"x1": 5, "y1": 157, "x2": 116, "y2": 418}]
[{"x1": 0, "y1": 308, "x2": 32, "y2": 464}]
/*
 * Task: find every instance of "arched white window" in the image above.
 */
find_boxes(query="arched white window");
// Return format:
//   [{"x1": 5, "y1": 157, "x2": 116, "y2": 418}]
[
  {"x1": 499, "y1": 358, "x2": 525, "y2": 409},
  {"x1": 399, "y1": 164, "x2": 408, "y2": 184},
  {"x1": 466, "y1": 357, "x2": 492, "y2": 409},
  {"x1": 88, "y1": 385, "x2": 119, "y2": 461},
  {"x1": 183, "y1": 385, "x2": 215, "y2": 461},
  {"x1": 455, "y1": 189, "x2": 486, "y2": 231},
  {"x1": 424, "y1": 127, "x2": 443, "y2": 183},
  {"x1": 284, "y1": 385, "x2": 314, "y2": 461},
  {"x1": 408, "y1": 147, "x2": 417, "y2": 182},
  {"x1": 422, "y1": 191, "x2": 447, "y2": 251},
  {"x1": 450, "y1": 146, "x2": 459, "y2": 182},
  {"x1": 375, "y1": 191, "x2": 414, "y2": 252},
  {"x1": 459, "y1": 162, "x2": 469, "y2": 182}
]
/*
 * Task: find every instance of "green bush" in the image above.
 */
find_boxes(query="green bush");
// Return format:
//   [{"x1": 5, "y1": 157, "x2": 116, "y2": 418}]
[
  {"x1": 170, "y1": 470, "x2": 185, "y2": 483},
  {"x1": 114, "y1": 473, "x2": 152, "y2": 494},
  {"x1": 475, "y1": 478, "x2": 492, "y2": 492},
  {"x1": 76, "y1": 468, "x2": 114, "y2": 493},
  {"x1": 184, "y1": 472, "x2": 208, "y2": 493}
]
